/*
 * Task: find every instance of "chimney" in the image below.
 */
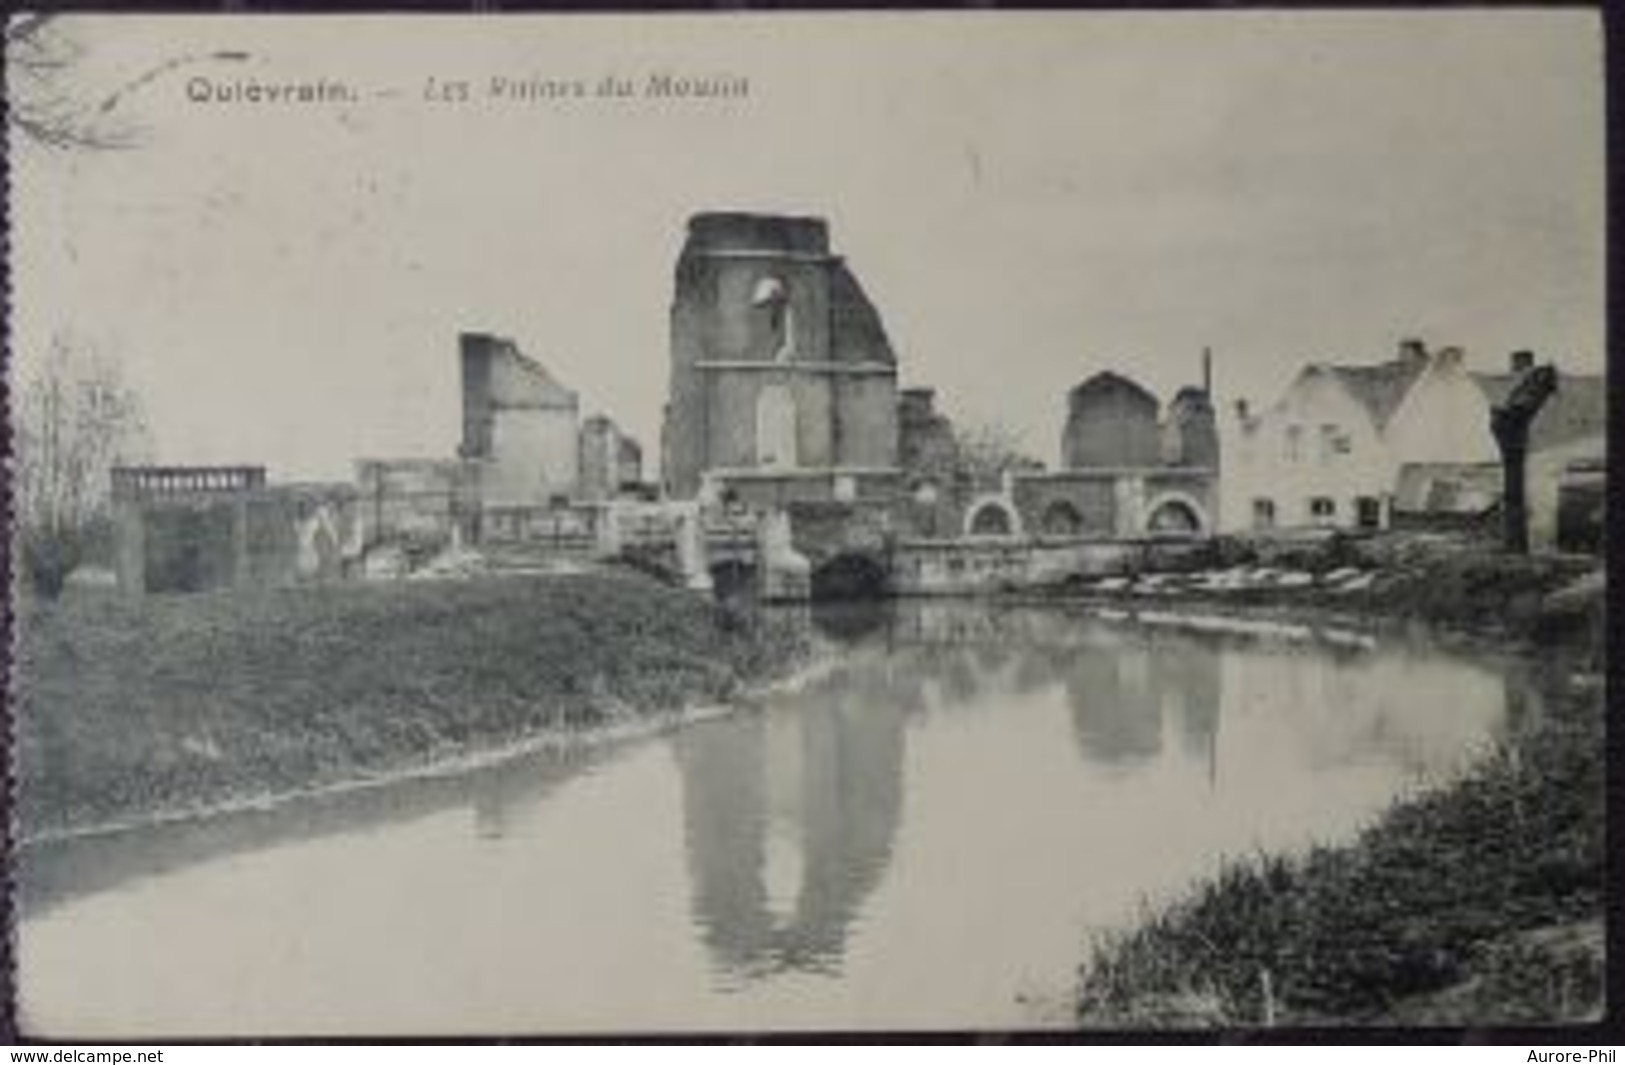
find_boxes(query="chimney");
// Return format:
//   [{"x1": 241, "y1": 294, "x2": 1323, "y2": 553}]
[
  {"x1": 1398, "y1": 338, "x2": 1427, "y2": 367},
  {"x1": 1202, "y1": 347, "x2": 1213, "y2": 395},
  {"x1": 1510, "y1": 350, "x2": 1535, "y2": 375}
]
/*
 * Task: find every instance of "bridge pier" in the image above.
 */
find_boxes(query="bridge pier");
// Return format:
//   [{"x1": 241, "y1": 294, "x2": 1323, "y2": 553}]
[
  {"x1": 675, "y1": 503, "x2": 713, "y2": 593},
  {"x1": 758, "y1": 509, "x2": 811, "y2": 601}
]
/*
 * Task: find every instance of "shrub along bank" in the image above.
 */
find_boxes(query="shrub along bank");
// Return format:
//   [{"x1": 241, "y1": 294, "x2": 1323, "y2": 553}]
[
  {"x1": 1075, "y1": 669, "x2": 1603, "y2": 1026},
  {"x1": 15, "y1": 571, "x2": 809, "y2": 838},
  {"x1": 1072, "y1": 539, "x2": 1607, "y2": 1027}
]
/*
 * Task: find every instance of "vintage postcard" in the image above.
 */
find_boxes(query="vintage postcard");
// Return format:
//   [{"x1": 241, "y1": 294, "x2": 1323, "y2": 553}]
[{"x1": 5, "y1": 10, "x2": 1608, "y2": 1039}]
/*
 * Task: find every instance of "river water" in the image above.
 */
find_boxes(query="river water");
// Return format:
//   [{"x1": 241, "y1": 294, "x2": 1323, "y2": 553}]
[{"x1": 16, "y1": 601, "x2": 1529, "y2": 1037}]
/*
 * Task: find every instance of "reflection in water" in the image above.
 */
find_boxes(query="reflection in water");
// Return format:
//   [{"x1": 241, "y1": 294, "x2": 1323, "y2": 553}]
[
  {"x1": 18, "y1": 600, "x2": 1524, "y2": 1035},
  {"x1": 808, "y1": 598, "x2": 897, "y2": 645},
  {"x1": 1172, "y1": 643, "x2": 1223, "y2": 777},
  {"x1": 816, "y1": 602, "x2": 1224, "y2": 772},
  {"x1": 1066, "y1": 647, "x2": 1163, "y2": 764},
  {"x1": 1064, "y1": 633, "x2": 1223, "y2": 774},
  {"x1": 470, "y1": 739, "x2": 606, "y2": 841},
  {"x1": 671, "y1": 601, "x2": 1469, "y2": 987},
  {"x1": 21, "y1": 732, "x2": 629, "y2": 920},
  {"x1": 674, "y1": 660, "x2": 908, "y2": 983}
]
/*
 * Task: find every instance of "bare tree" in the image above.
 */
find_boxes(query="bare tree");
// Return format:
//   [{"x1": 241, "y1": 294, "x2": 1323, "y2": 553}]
[
  {"x1": 5, "y1": 14, "x2": 137, "y2": 151},
  {"x1": 952, "y1": 421, "x2": 1044, "y2": 488},
  {"x1": 15, "y1": 334, "x2": 151, "y2": 597}
]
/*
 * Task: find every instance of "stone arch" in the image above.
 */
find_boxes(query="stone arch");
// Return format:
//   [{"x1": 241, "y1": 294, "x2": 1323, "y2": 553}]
[
  {"x1": 1039, "y1": 499, "x2": 1084, "y2": 537},
  {"x1": 964, "y1": 495, "x2": 1022, "y2": 538},
  {"x1": 1144, "y1": 491, "x2": 1209, "y2": 537},
  {"x1": 755, "y1": 383, "x2": 798, "y2": 469},
  {"x1": 809, "y1": 551, "x2": 891, "y2": 601},
  {"x1": 709, "y1": 558, "x2": 757, "y2": 601}
]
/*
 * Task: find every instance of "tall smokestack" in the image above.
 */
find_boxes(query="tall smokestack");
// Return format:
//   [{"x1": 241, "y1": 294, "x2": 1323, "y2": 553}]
[{"x1": 1202, "y1": 347, "x2": 1213, "y2": 395}]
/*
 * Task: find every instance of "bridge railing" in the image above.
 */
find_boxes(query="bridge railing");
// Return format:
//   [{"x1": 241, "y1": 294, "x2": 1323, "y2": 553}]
[
  {"x1": 111, "y1": 465, "x2": 267, "y2": 500},
  {"x1": 615, "y1": 508, "x2": 683, "y2": 546},
  {"x1": 482, "y1": 504, "x2": 597, "y2": 550}
]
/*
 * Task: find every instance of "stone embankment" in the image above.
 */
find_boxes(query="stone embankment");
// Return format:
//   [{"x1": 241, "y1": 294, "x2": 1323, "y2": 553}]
[{"x1": 1043, "y1": 531, "x2": 1604, "y2": 656}]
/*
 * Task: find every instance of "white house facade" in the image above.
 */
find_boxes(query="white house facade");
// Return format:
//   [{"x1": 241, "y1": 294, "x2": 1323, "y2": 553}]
[
  {"x1": 1221, "y1": 342, "x2": 1605, "y2": 549},
  {"x1": 1219, "y1": 342, "x2": 1428, "y2": 533}
]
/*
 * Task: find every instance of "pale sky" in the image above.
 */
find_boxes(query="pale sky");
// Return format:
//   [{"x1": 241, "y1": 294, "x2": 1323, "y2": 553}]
[{"x1": 10, "y1": 10, "x2": 1605, "y2": 480}]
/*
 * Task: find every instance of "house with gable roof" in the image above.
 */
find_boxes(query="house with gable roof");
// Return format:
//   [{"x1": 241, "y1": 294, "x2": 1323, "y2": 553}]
[
  {"x1": 1223, "y1": 339, "x2": 1606, "y2": 550},
  {"x1": 1219, "y1": 340, "x2": 1430, "y2": 533},
  {"x1": 1385, "y1": 348, "x2": 1606, "y2": 550}
]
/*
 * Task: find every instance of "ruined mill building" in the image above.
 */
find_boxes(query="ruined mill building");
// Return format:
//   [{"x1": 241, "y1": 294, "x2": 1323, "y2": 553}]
[
  {"x1": 655, "y1": 210, "x2": 1221, "y2": 596},
  {"x1": 111, "y1": 209, "x2": 1228, "y2": 598},
  {"x1": 661, "y1": 212, "x2": 903, "y2": 508}
]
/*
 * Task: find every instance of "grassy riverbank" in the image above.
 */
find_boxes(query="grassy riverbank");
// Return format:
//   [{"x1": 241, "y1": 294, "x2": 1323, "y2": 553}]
[
  {"x1": 14, "y1": 571, "x2": 809, "y2": 838},
  {"x1": 1072, "y1": 541, "x2": 1608, "y2": 1027}
]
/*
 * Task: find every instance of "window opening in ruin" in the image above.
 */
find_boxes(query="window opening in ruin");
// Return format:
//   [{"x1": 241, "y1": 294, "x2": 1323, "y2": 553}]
[{"x1": 751, "y1": 275, "x2": 795, "y2": 362}]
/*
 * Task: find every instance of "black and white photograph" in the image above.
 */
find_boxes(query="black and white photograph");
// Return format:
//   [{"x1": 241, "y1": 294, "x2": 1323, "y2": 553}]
[{"x1": 4, "y1": 9, "x2": 1609, "y2": 1039}]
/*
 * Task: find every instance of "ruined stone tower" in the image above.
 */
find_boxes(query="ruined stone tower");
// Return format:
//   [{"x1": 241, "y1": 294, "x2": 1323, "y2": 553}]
[
  {"x1": 459, "y1": 332, "x2": 580, "y2": 506},
  {"x1": 661, "y1": 212, "x2": 900, "y2": 501},
  {"x1": 1061, "y1": 371, "x2": 1162, "y2": 469}
]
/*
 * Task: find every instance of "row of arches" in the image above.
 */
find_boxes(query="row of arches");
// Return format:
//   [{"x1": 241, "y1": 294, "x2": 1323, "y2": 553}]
[{"x1": 962, "y1": 493, "x2": 1206, "y2": 539}]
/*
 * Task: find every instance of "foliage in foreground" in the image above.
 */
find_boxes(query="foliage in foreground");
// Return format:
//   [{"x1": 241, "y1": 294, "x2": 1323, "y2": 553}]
[{"x1": 1076, "y1": 670, "x2": 1605, "y2": 1027}]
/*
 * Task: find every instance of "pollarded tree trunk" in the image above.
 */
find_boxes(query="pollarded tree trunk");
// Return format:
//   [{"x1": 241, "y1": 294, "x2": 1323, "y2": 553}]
[
  {"x1": 1489, "y1": 364, "x2": 1558, "y2": 555},
  {"x1": 1493, "y1": 425, "x2": 1530, "y2": 554}
]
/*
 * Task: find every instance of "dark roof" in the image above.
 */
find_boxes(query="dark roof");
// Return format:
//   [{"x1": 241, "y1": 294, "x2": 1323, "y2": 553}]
[
  {"x1": 1473, "y1": 371, "x2": 1607, "y2": 452},
  {"x1": 1325, "y1": 358, "x2": 1427, "y2": 429}
]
